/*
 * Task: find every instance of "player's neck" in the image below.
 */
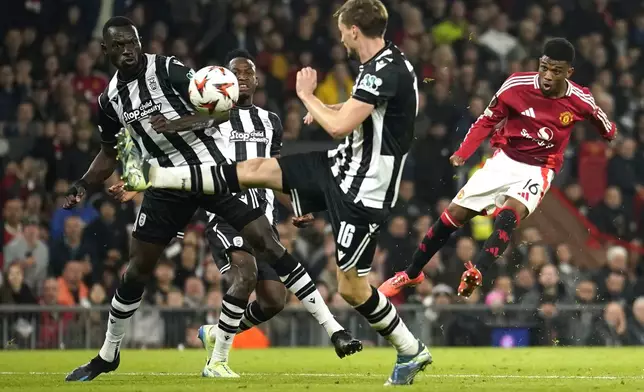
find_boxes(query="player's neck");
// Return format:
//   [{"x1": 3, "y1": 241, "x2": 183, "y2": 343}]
[
  {"x1": 357, "y1": 37, "x2": 387, "y2": 64},
  {"x1": 236, "y1": 97, "x2": 253, "y2": 107}
]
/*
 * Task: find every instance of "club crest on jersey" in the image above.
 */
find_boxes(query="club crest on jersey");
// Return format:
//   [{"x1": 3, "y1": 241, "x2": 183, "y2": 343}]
[
  {"x1": 358, "y1": 73, "x2": 383, "y2": 95},
  {"x1": 123, "y1": 99, "x2": 162, "y2": 123},
  {"x1": 146, "y1": 75, "x2": 159, "y2": 92},
  {"x1": 559, "y1": 111, "x2": 573, "y2": 126}
]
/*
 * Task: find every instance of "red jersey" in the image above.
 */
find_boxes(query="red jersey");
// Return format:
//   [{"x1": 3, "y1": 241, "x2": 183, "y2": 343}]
[{"x1": 455, "y1": 72, "x2": 616, "y2": 172}]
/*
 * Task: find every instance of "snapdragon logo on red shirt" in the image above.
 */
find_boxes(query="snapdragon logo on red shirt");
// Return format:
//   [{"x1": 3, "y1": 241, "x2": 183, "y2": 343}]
[{"x1": 520, "y1": 128, "x2": 554, "y2": 149}]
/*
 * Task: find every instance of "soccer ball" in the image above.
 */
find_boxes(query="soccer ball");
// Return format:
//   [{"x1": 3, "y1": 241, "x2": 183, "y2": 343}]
[{"x1": 188, "y1": 66, "x2": 239, "y2": 115}]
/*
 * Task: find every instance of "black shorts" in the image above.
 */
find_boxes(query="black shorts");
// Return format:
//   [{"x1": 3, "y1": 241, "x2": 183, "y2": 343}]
[
  {"x1": 205, "y1": 212, "x2": 280, "y2": 282},
  {"x1": 278, "y1": 151, "x2": 387, "y2": 277},
  {"x1": 132, "y1": 188, "x2": 264, "y2": 246}
]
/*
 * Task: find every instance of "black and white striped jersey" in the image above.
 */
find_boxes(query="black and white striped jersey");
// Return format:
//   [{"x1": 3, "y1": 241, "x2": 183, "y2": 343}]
[
  {"x1": 97, "y1": 53, "x2": 227, "y2": 167},
  {"x1": 329, "y1": 42, "x2": 418, "y2": 210},
  {"x1": 207, "y1": 104, "x2": 284, "y2": 225}
]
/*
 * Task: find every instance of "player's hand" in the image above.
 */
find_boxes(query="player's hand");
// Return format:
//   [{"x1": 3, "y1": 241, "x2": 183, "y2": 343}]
[
  {"x1": 150, "y1": 114, "x2": 171, "y2": 133},
  {"x1": 449, "y1": 155, "x2": 465, "y2": 167},
  {"x1": 296, "y1": 67, "x2": 318, "y2": 98},
  {"x1": 63, "y1": 179, "x2": 88, "y2": 209},
  {"x1": 292, "y1": 213, "x2": 315, "y2": 228},
  {"x1": 605, "y1": 126, "x2": 618, "y2": 141},
  {"x1": 303, "y1": 112, "x2": 314, "y2": 125},
  {"x1": 108, "y1": 181, "x2": 139, "y2": 203}
]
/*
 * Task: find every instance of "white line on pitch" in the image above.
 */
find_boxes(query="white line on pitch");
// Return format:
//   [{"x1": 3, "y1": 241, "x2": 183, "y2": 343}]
[{"x1": 0, "y1": 372, "x2": 642, "y2": 380}]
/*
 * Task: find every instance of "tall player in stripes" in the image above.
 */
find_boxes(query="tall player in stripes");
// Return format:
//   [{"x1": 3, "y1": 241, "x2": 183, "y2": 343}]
[{"x1": 379, "y1": 38, "x2": 617, "y2": 298}]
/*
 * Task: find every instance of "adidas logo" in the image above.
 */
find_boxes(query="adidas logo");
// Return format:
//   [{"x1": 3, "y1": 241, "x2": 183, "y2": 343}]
[
  {"x1": 309, "y1": 298, "x2": 316, "y2": 304},
  {"x1": 521, "y1": 108, "x2": 536, "y2": 118}
]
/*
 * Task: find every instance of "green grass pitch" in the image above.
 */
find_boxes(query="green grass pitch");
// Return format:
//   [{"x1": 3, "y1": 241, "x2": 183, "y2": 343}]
[{"x1": 1, "y1": 348, "x2": 643, "y2": 391}]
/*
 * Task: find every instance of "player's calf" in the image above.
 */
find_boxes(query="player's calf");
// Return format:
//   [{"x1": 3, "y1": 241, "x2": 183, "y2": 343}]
[
  {"x1": 209, "y1": 252, "x2": 256, "y2": 364},
  {"x1": 460, "y1": 199, "x2": 527, "y2": 297}
]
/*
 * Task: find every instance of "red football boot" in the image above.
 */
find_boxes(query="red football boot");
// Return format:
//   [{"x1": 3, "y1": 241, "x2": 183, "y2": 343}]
[
  {"x1": 457, "y1": 261, "x2": 482, "y2": 297},
  {"x1": 378, "y1": 271, "x2": 425, "y2": 298}
]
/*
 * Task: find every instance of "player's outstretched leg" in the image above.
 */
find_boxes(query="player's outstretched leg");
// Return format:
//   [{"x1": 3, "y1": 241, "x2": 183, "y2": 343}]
[
  {"x1": 200, "y1": 251, "x2": 257, "y2": 378},
  {"x1": 239, "y1": 216, "x2": 362, "y2": 358},
  {"x1": 379, "y1": 205, "x2": 477, "y2": 298},
  {"x1": 118, "y1": 130, "x2": 280, "y2": 194},
  {"x1": 339, "y1": 271, "x2": 431, "y2": 385},
  {"x1": 458, "y1": 200, "x2": 527, "y2": 297},
  {"x1": 65, "y1": 239, "x2": 164, "y2": 381}
]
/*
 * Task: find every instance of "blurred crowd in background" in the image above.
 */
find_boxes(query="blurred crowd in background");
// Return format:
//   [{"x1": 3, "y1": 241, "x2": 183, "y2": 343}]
[{"x1": 2, "y1": 0, "x2": 644, "y2": 348}]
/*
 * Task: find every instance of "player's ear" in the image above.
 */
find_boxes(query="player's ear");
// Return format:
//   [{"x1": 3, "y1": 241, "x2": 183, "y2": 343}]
[
  {"x1": 100, "y1": 41, "x2": 107, "y2": 55},
  {"x1": 567, "y1": 66, "x2": 574, "y2": 78}
]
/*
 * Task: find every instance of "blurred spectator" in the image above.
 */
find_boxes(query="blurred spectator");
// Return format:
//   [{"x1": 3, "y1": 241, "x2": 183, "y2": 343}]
[
  {"x1": 587, "y1": 302, "x2": 633, "y2": 346},
  {"x1": 629, "y1": 297, "x2": 644, "y2": 345},
  {"x1": 3, "y1": 216, "x2": 48, "y2": 293},
  {"x1": 56, "y1": 260, "x2": 89, "y2": 307},
  {"x1": 0, "y1": 263, "x2": 37, "y2": 304},
  {"x1": 49, "y1": 215, "x2": 95, "y2": 279}
]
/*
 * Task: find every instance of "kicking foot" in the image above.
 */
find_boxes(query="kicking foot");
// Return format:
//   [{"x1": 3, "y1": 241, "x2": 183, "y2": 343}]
[
  {"x1": 116, "y1": 127, "x2": 153, "y2": 192},
  {"x1": 198, "y1": 324, "x2": 217, "y2": 363},
  {"x1": 202, "y1": 361, "x2": 240, "y2": 378},
  {"x1": 65, "y1": 354, "x2": 120, "y2": 381},
  {"x1": 457, "y1": 261, "x2": 482, "y2": 298},
  {"x1": 378, "y1": 271, "x2": 425, "y2": 298},
  {"x1": 384, "y1": 341, "x2": 432, "y2": 386},
  {"x1": 331, "y1": 330, "x2": 363, "y2": 359}
]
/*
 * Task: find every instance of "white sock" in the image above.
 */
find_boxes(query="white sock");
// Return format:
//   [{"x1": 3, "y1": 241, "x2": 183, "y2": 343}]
[
  {"x1": 150, "y1": 166, "x2": 193, "y2": 191},
  {"x1": 280, "y1": 264, "x2": 344, "y2": 337},
  {"x1": 99, "y1": 294, "x2": 141, "y2": 362},
  {"x1": 210, "y1": 295, "x2": 247, "y2": 363},
  {"x1": 355, "y1": 288, "x2": 418, "y2": 355}
]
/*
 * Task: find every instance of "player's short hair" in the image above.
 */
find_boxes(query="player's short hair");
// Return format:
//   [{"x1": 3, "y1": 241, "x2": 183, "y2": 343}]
[
  {"x1": 102, "y1": 16, "x2": 136, "y2": 38},
  {"x1": 224, "y1": 49, "x2": 255, "y2": 66},
  {"x1": 542, "y1": 38, "x2": 575, "y2": 64},
  {"x1": 334, "y1": 0, "x2": 388, "y2": 38}
]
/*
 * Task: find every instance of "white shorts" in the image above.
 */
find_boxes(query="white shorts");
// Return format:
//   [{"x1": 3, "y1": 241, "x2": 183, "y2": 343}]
[{"x1": 453, "y1": 150, "x2": 554, "y2": 216}]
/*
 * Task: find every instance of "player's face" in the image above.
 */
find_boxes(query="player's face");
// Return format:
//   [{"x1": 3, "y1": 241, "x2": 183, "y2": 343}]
[
  {"x1": 102, "y1": 26, "x2": 142, "y2": 72},
  {"x1": 538, "y1": 56, "x2": 573, "y2": 97},
  {"x1": 338, "y1": 17, "x2": 359, "y2": 60},
  {"x1": 229, "y1": 58, "x2": 257, "y2": 99}
]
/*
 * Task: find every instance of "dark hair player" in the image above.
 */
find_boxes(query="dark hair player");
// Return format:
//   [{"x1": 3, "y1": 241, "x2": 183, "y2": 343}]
[{"x1": 380, "y1": 38, "x2": 617, "y2": 300}]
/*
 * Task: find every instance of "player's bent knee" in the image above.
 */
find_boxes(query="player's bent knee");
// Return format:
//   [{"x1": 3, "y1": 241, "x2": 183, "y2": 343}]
[
  {"x1": 503, "y1": 197, "x2": 530, "y2": 220},
  {"x1": 228, "y1": 252, "x2": 259, "y2": 294},
  {"x1": 447, "y1": 202, "x2": 477, "y2": 223},
  {"x1": 337, "y1": 270, "x2": 372, "y2": 307},
  {"x1": 237, "y1": 158, "x2": 283, "y2": 191},
  {"x1": 241, "y1": 219, "x2": 285, "y2": 264}
]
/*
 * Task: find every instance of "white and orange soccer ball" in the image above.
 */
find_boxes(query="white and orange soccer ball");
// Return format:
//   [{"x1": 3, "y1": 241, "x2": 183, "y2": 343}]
[{"x1": 188, "y1": 66, "x2": 239, "y2": 115}]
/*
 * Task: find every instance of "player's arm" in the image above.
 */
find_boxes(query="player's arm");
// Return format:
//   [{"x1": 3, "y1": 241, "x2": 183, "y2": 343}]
[
  {"x1": 580, "y1": 87, "x2": 617, "y2": 141},
  {"x1": 452, "y1": 91, "x2": 510, "y2": 165},
  {"x1": 298, "y1": 67, "x2": 387, "y2": 139},
  {"x1": 64, "y1": 94, "x2": 120, "y2": 209},
  {"x1": 82, "y1": 98, "x2": 120, "y2": 183}
]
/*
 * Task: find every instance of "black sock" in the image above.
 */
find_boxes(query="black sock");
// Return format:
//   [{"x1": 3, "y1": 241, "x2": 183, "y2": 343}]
[
  {"x1": 405, "y1": 210, "x2": 461, "y2": 278},
  {"x1": 474, "y1": 208, "x2": 520, "y2": 273},
  {"x1": 109, "y1": 274, "x2": 145, "y2": 321},
  {"x1": 270, "y1": 251, "x2": 299, "y2": 277},
  {"x1": 100, "y1": 274, "x2": 145, "y2": 362},
  {"x1": 239, "y1": 301, "x2": 269, "y2": 332},
  {"x1": 204, "y1": 162, "x2": 241, "y2": 194}
]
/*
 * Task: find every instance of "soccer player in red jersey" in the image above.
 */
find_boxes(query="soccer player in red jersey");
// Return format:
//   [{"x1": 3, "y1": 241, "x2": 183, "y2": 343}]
[{"x1": 379, "y1": 38, "x2": 617, "y2": 298}]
